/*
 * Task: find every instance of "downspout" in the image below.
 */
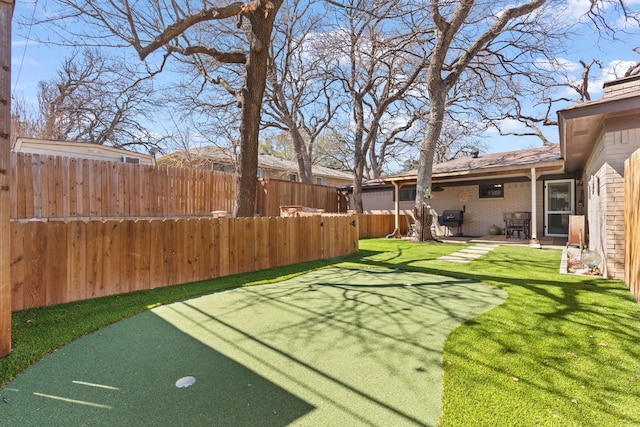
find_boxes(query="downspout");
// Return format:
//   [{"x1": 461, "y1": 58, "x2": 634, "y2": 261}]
[{"x1": 386, "y1": 181, "x2": 401, "y2": 238}]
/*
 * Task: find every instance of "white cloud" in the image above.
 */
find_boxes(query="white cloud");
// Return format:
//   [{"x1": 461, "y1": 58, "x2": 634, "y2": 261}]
[
  {"x1": 536, "y1": 57, "x2": 582, "y2": 73},
  {"x1": 485, "y1": 118, "x2": 528, "y2": 135},
  {"x1": 552, "y1": 0, "x2": 640, "y2": 30},
  {"x1": 562, "y1": 0, "x2": 593, "y2": 21},
  {"x1": 616, "y1": 13, "x2": 640, "y2": 31},
  {"x1": 11, "y1": 56, "x2": 38, "y2": 67},
  {"x1": 600, "y1": 60, "x2": 637, "y2": 80}
]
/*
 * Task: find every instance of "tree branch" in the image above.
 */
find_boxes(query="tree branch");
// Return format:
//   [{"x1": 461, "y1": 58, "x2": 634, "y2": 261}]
[
  {"x1": 170, "y1": 45, "x2": 247, "y2": 64},
  {"x1": 132, "y1": 2, "x2": 245, "y2": 60}
]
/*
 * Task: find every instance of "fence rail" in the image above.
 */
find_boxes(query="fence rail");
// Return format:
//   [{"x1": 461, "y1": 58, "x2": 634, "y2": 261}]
[
  {"x1": 624, "y1": 149, "x2": 640, "y2": 304},
  {"x1": 10, "y1": 215, "x2": 359, "y2": 311}
]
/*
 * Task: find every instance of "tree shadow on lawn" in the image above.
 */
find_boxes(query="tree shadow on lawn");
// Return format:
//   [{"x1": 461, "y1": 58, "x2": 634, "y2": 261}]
[
  {"x1": 348, "y1": 245, "x2": 640, "y2": 425},
  {"x1": 151, "y1": 266, "x2": 506, "y2": 426},
  {"x1": 1, "y1": 310, "x2": 315, "y2": 426}
]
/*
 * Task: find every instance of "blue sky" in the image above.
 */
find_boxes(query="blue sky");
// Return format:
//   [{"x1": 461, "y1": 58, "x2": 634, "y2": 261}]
[{"x1": 9, "y1": 0, "x2": 640, "y2": 156}]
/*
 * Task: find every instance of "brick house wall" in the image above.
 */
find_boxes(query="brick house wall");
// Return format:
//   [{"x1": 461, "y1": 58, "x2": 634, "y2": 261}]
[{"x1": 582, "y1": 114, "x2": 640, "y2": 279}]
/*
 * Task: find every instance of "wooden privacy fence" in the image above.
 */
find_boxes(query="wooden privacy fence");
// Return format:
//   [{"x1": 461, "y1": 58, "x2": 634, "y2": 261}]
[
  {"x1": 624, "y1": 149, "x2": 640, "y2": 304},
  {"x1": 9, "y1": 214, "x2": 359, "y2": 311},
  {"x1": 10, "y1": 152, "x2": 236, "y2": 219},
  {"x1": 9, "y1": 153, "x2": 347, "y2": 219},
  {"x1": 358, "y1": 213, "x2": 410, "y2": 238},
  {"x1": 256, "y1": 178, "x2": 347, "y2": 217}
]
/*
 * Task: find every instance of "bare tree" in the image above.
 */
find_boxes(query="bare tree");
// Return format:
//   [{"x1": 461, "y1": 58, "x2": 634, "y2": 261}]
[
  {"x1": 479, "y1": 58, "x2": 605, "y2": 145},
  {"x1": 433, "y1": 119, "x2": 488, "y2": 164},
  {"x1": 263, "y1": 2, "x2": 341, "y2": 183},
  {"x1": 9, "y1": 95, "x2": 41, "y2": 145},
  {"x1": 309, "y1": 127, "x2": 354, "y2": 172},
  {"x1": 413, "y1": 1, "x2": 571, "y2": 239},
  {"x1": 31, "y1": 48, "x2": 161, "y2": 151},
  {"x1": 47, "y1": 0, "x2": 283, "y2": 217},
  {"x1": 324, "y1": 0, "x2": 430, "y2": 212},
  {"x1": 625, "y1": 47, "x2": 640, "y2": 76},
  {"x1": 411, "y1": 1, "x2": 639, "y2": 240}
]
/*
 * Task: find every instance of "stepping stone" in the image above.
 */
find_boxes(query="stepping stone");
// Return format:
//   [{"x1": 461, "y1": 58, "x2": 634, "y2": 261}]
[
  {"x1": 454, "y1": 251, "x2": 483, "y2": 259},
  {"x1": 469, "y1": 245, "x2": 498, "y2": 251},
  {"x1": 437, "y1": 256, "x2": 470, "y2": 263},
  {"x1": 438, "y1": 244, "x2": 499, "y2": 263},
  {"x1": 459, "y1": 248, "x2": 491, "y2": 254}
]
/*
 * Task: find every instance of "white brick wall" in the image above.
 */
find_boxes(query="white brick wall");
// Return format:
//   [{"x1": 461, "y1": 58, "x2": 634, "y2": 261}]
[{"x1": 583, "y1": 116, "x2": 640, "y2": 279}]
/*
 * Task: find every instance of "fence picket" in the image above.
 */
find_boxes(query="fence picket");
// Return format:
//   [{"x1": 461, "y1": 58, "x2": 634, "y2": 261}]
[
  {"x1": 86, "y1": 221, "x2": 104, "y2": 298},
  {"x1": 133, "y1": 219, "x2": 151, "y2": 291},
  {"x1": 217, "y1": 217, "x2": 230, "y2": 277},
  {"x1": 255, "y1": 217, "x2": 270, "y2": 270},
  {"x1": 45, "y1": 221, "x2": 67, "y2": 306},
  {"x1": 119, "y1": 220, "x2": 137, "y2": 293},
  {"x1": 67, "y1": 220, "x2": 87, "y2": 303},
  {"x1": 10, "y1": 221, "x2": 25, "y2": 312},
  {"x1": 23, "y1": 220, "x2": 46, "y2": 308}
]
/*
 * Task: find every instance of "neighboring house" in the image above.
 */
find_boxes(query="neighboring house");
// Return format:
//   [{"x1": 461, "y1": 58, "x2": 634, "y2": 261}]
[
  {"x1": 157, "y1": 145, "x2": 353, "y2": 187},
  {"x1": 354, "y1": 74, "x2": 640, "y2": 280},
  {"x1": 12, "y1": 138, "x2": 155, "y2": 165}
]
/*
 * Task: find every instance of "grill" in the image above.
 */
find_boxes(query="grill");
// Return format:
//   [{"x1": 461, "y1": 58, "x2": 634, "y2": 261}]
[{"x1": 439, "y1": 210, "x2": 464, "y2": 237}]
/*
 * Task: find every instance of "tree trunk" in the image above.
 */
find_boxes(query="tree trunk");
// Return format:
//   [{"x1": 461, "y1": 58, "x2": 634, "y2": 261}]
[
  {"x1": 234, "y1": 4, "x2": 280, "y2": 217},
  {"x1": 415, "y1": 85, "x2": 447, "y2": 240},
  {"x1": 351, "y1": 162, "x2": 365, "y2": 213},
  {"x1": 414, "y1": 204, "x2": 435, "y2": 242},
  {"x1": 289, "y1": 125, "x2": 313, "y2": 183}
]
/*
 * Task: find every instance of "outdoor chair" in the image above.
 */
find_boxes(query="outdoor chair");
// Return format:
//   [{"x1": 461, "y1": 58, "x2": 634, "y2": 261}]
[
  {"x1": 405, "y1": 213, "x2": 418, "y2": 240},
  {"x1": 503, "y1": 212, "x2": 531, "y2": 240}
]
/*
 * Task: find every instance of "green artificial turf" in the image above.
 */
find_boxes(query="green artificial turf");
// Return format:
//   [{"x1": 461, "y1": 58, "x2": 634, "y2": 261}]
[
  {"x1": 350, "y1": 239, "x2": 640, "y2": 426},
  {"x1": 2, "y1": 267, "x2": 504, "y2": 426},
  {"x1": 1, "y1": 258, "x2": 339, "y2": 388},
  {"x1": 1, "y1": 238, "x2": 639, "y2": 426}
]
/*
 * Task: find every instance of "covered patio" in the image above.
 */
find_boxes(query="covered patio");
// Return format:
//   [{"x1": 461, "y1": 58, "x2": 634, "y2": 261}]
[{"x1": 373, "y1": 146, "x2": 574, "y2": 247}]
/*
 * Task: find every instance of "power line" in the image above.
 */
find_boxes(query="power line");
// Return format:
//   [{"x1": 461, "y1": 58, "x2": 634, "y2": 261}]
[{"x1": 12, "y1": 0, "x2": 39, "y2": 92}]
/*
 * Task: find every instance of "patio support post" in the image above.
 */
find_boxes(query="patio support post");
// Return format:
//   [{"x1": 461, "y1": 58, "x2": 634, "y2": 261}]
[
  {"x1": 394, "y1": 182, "x2": 400, "y2": 236},
  {"x1": 530, "y1": 167, "x2": 541, "y2": 248}
]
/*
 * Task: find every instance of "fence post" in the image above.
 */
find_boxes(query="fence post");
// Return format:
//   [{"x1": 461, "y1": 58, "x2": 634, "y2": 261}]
[{"x1": 0, "y1": 0, "x2": 15, "y2": 357}]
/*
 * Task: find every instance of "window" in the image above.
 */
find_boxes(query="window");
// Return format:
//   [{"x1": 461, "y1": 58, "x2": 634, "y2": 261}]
[
  {"x1": 479, "y1": 183, "x2": 504, "y2": 198},
  {"x1": 316, "y1": 177, "x2": 324, "y2": 185},
  {"x1": 392, "y1": 186, "x2": 416, "y2": 202},
  {"x1": 257, "y1": 168, "x2": 264, "y2": 178},
  {"x1": 288, "y1": 173, "x2": 298, "y2": 182}
]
